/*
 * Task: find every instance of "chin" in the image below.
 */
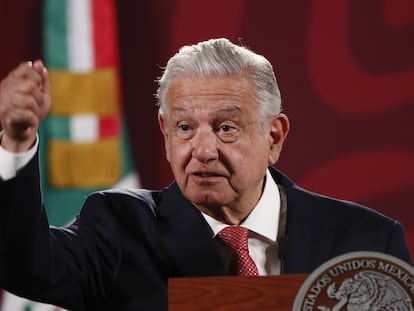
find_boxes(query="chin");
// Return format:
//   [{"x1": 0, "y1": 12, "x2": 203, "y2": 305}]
[
  {"x1": 181, "y1": 182, "x2": 235, "y2": 205},
  {"x1": 187, "y1": 192, "x2": 232, "y2": 209}
]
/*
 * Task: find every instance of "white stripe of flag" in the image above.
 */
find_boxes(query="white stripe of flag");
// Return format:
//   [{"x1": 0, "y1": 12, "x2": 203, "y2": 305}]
[
  {"x1": 70, "y1": 114, "x2": 98, "y2": 143},
  {"x1": 67, "y1": 0, "x2": 93, "y2": 72}
]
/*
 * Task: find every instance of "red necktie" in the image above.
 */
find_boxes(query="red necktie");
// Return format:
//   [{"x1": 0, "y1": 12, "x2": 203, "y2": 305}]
[{"x1": 218, "y1": 226, "x2": 259, "y2": 276}]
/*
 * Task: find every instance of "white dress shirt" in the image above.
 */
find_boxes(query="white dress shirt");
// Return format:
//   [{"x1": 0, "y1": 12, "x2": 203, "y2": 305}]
[
  {"x1": 0, "y1": 133, "x2": 38, "y2": 180},
  {"x1": 202, "y1": 169, "x2": 281, "y2": 275}
]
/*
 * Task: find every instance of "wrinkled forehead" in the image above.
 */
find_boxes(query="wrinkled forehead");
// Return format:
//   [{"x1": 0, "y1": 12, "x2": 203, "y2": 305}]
[{"x1": 164, "y1": 76, "x2": 259, "y2": 116}]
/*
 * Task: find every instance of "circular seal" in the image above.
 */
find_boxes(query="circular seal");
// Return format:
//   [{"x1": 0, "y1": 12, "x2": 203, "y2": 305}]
[{"x1": 293, "y1": 251, "x2": 414, "y2": 311}]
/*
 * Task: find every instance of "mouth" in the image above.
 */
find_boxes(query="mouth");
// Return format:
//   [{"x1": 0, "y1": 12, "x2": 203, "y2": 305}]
[
  {"x1": 194, "y1": 172, "x2": 222, "y2": 177},
  {"x1": 190, "y1": 171, "x2": 227, "y2": 183}
]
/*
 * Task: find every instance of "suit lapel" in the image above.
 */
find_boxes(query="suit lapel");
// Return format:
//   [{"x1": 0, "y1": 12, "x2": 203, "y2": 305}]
[
  {"x1": 156, "y1": 183, "x2": 227, "y2": 277},
  {"x1": 284, "y1": 213, "x2": 334, "y2": 274},
  {"x1": 270, "y1": 168, "x2": 335, "y2": 274}
]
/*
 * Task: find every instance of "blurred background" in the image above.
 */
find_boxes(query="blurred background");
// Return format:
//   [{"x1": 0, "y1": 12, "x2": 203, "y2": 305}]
[{"x1": 0, "y1": 0, "x2": 413, "y2": 309}]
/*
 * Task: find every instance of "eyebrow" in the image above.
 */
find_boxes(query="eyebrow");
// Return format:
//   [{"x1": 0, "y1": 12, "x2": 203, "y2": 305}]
[{"x1": 170, "y1": 106, "x2": 243, "y2": 116}]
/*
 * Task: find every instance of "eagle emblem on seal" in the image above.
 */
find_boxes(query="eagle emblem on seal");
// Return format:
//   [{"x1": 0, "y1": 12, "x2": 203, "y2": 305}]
[{"x1": 317, "y1": 271, "x2": 412, "y2": 311}]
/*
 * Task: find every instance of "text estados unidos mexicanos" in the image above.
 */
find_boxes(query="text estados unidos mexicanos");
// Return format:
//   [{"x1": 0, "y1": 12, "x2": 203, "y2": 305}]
[{"x1": 301, "y1": 259, "x2": 414, "y2": 311}]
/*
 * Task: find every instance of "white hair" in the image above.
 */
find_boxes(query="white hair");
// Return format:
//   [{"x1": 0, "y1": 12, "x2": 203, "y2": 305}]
[{"x1": 156, "y1": 38, "x2": 282, "y2": 124}]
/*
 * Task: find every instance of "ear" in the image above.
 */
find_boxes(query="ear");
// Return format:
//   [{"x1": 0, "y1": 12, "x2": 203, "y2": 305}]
[
  {"x1": 268, "y1": 113, "x2": 290, "y2": 165},
  {"x1": 158, "y1": 113, "x2": 171, "y2": 162}
]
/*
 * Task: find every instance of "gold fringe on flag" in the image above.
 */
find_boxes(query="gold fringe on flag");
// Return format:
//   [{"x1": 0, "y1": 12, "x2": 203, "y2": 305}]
[
  {"x1": 49, "y1": 69, "x2": 118, "y2": 116},
  {"x1": 48, "y1": 138, "x2": 121, "y2": 188}
]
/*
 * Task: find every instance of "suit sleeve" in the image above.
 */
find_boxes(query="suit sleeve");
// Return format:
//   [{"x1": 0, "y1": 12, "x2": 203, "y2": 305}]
[{"x1": 0, "y1": 150, "x2": 122, "y2": 311}]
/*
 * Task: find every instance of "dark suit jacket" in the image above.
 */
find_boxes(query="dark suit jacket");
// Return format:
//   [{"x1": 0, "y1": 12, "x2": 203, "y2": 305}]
[{"x1": 0, "y1": 151, "x2": 411, "y2": 310}]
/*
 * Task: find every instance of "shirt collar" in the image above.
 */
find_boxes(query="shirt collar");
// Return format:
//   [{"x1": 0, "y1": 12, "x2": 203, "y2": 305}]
[{"x1": 202, "y1": 169, "x2": 280, "y2": 242}]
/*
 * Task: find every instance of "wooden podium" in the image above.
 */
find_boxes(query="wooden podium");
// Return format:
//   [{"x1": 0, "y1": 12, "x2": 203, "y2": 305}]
[{"x1": 169, "y1": 274, "x2": 307, "y2": 310}]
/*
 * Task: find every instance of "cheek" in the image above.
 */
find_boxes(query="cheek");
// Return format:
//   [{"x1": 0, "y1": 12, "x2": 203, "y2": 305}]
[
  {"x1": 236, "y1": 143, "x2": 271, "y2": 173},
  {"x1": 167, "y1": 140, "x2": 191, "y2": 167},
  {"x1": 238, "y1": 138, "x2": 268, "y2": 161}
]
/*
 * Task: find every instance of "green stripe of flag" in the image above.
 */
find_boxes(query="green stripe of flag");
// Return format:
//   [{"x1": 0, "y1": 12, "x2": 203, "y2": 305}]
[
  {"x1": 47, "y1": 117, "x2": 70, "y2": 140},
  {"x1": 43, "y1": 0, "x2": 68, "y2": 69}
]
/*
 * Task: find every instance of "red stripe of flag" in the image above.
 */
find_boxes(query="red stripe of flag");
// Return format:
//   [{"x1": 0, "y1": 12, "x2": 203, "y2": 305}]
[
  {"x1": 99, "y1": 117, "x2": 120, "y2": 138},
  {"x1": 92, "y1": 0, "x2": 118, "y2": 68},
  {"x1": 92, "y1": 0, "x2": 121, "y2": 116}
]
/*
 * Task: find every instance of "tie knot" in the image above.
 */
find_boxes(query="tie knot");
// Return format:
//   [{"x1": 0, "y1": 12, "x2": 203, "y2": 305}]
[
  {"x1": 218, "y1": 226, "x2": 249, "y2": 253},
  {"x1": 217, "y1": 226, "x2": 258, "y2": 276}
]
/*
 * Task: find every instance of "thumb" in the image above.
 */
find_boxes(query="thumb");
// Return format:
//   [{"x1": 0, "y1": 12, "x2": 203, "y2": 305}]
[
  {"x1": 32, "y1": 60, "x2": 50, "y2": 92},
  {"x1": 36, "y1": 62, "x2": 52, "y2": 117},
  {"x1": 41, "y1": 65, "x2": 51, "y2": 96}
]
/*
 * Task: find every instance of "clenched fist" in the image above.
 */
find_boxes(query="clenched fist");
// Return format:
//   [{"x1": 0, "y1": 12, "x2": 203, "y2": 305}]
[{"x1": 0, "y1": 60, "x2": 51, "y2": 152}]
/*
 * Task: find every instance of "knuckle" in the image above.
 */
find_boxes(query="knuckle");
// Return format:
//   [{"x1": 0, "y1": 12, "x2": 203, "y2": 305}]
[{"x1": 24, "y1": 80, "x2": 38, "y2": 93}]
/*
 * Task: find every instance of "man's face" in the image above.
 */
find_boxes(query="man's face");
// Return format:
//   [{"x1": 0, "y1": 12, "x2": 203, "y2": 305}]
[{"x1": 159, "y1": 75, "x2": 288, "y2": 222}]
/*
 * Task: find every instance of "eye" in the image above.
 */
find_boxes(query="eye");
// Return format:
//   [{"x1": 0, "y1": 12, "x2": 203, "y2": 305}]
[
  {"x1": 219, "y1": 124, "x2": 234, "y2": 132},
  {"x1": 176, "y1": 122, "x2": 194, "y2": 139},
  {"x1": 178, "y1": 124, "x2": 191, "y2": 131},
  {"x1": 218, "y1": 123, "x2": 237, "y2": 133},
  {"x1": 217, "y1": 123, "x2": 238, "y2": 142}
]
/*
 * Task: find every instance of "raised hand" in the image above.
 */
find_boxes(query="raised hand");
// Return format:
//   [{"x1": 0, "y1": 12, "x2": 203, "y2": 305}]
[{"x1": 0, "y1": 60, "x2": 51, "y2": 152}]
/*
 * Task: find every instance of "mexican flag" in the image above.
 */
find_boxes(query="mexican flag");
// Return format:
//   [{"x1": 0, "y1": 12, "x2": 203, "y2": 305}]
[{"x1": 1, "y1": 0, "x2": 138, "y2": 309}]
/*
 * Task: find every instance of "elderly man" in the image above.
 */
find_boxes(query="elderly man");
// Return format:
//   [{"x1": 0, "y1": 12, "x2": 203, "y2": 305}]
[{"x1": 0, "y1": 38, "x2": 411, "y2": 310}]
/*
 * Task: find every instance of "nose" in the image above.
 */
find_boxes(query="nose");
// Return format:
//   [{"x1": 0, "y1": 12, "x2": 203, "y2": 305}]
[{"x1": 192, "y1": 127, "x2": 219, "y2": 163}]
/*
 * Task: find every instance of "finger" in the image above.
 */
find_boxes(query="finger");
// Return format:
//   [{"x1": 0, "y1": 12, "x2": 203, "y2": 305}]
[
  {"x1": 1, "y1": 79, "x2": 44, "y2": 117},
  {"x1": 3, "y1": 62, "x2": 43, "y2": 100},
  {"x1": 40, "y1": 65, "x2": 51, "y2": 94},
  {"x1": 11, "y1": 77, "x2": 43, "y2": 97},
  {"x1": 32, "y1": 60, "x2": 50, "y2": 90},
  {"x1": 9, "y1": 92, "x2": 42, "y2": 117},
  {"x1": 31, "y1": 61, "x2": 51, "y2": 96},
  {"x1": 12, "y1": 61, "x2": 35, "y2": 79},
  {"x1": 12, "y1": 61, "x2": 44, "y2": 87},
  {"x1": 30, "y1": 60, "x2": 51, "y2": 103},
  {"x1": 14, "y1": 79, "x2": 45, "y2": 109},
  {"x1": 36, "y1": 64, "x2": 52, "y2": 119},
  {"x1": 32, "y1": 59, "x2": 45, "y2": 73}
]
